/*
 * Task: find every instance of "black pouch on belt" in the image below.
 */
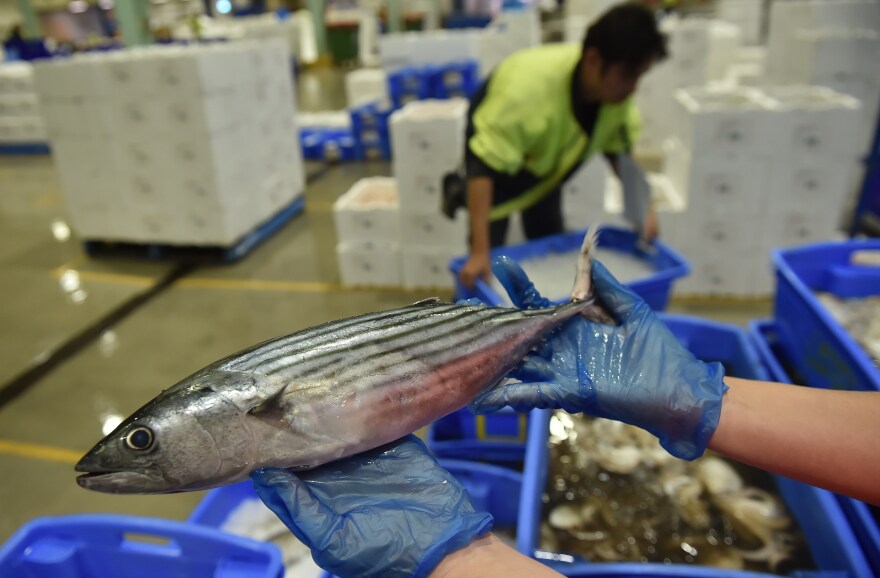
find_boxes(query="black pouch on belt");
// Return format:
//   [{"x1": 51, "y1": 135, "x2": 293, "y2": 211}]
[{"x1": 441, "y1": 171, "x2": 466, "y2": 220}]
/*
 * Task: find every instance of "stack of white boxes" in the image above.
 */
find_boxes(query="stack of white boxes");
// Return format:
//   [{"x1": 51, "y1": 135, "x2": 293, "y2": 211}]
[
  {"x1": 665, "y1": 86, "x2": 776, "y2": 296},
  {"x1": 334, "y1": 177, "x2": 402, "y2": 287},
  {"x1": 33, "y1": 39, "x2": 304, "y2": 246},
  {"x1": 378, "y1": 8, "x2": 540, "y2": 78},
  {"x1": 763, "y1": 1, "x2": 880, "y2": 154},
  {"x1": 564, "y1": 0, "x2": 622, "y2": 43},
  {"x1": 663, "y1": 84, "x2": 862, "y2": 296},
  {"x1": 561, "y1": 157, "x2": 610, "y2": 231},
  {"x1": 345, "y1": 69, "x2": 389, "y2": 107},
  {"x1": 717, "y1": 0, "x2": 763, "y2": 46},
  {"x1": 391, "y1": 99, "x2": 469, "y2": 289},
  {"x1": 0, "y1": 63, "x2": 45, "y2": 145},
  {"x1": 635, "y1": 18, "x2": 741, "y2": 152}
]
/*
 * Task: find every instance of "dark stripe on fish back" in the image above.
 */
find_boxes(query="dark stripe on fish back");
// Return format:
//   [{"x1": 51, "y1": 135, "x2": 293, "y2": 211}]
[
  {"x1": 224, "y1": 304, "x2": 463, "y2": 372},
  {"x1": 273, "y1": 307, "x2": 525, "y2": 380}
]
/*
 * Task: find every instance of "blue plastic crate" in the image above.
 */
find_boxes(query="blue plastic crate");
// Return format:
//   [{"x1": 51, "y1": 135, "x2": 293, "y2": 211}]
[
  {"x1": 431, "y1": 61, "x2": 479, "y2": 99},
  {"x1": 428, "y1": 406, "x2": 528, "y2": 464},
  {"x1": 388, "y1": 66, "x2": 434, "y2": 108},
  {"x1": 450, "y1": 226, "x2": 690, "y2": 311},
  {"x1": 750, "y1": 319, "x2": 880, "y2": 577},
  {"x1": 772, "y1": 240, "x2": 880, "y2": 392},
  {"x1": 516, "y1": 315, "x2": 872, "y2": 577},
  {"x1": 299, "y1": 129, "x2": 358, "y2": 162},
  {"x1": 0, "y1": 514, "x2": 284, "y2": 578}
]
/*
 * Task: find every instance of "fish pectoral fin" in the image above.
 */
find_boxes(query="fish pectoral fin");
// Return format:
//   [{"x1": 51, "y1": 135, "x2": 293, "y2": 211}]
[{"x1": 247, "y1": 384, "x2": 294, "y2": 425}]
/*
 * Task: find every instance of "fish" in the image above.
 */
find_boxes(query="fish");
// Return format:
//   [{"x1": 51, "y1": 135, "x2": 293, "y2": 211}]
[{"x1": 76, "y1": 226, "x2": 612, "y2": 494}]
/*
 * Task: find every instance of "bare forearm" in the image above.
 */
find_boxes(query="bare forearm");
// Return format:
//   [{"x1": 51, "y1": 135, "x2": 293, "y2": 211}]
[
  {"x1": 430, "y1": 534, "x2": 563, "y2": 578},
  {"x1": 467, "y1": 177, "x2": 493, "y2": 254},
  {"x1": 708, "y1": 377, "x2": 880, "y2": 505}
]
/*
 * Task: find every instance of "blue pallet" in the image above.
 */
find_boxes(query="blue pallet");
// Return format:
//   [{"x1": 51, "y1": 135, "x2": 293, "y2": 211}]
[
  {"x1": 518, "y1": 315, "x2": 871, "y2": 577},
  {"x1": 84, "y1": 195, "x2": 304, "y2": 263},
  {"x1": 0, "y1": 514, "x2": 284, "y2": 578},
  {"x1": 431, "y1": 61, "x2": 479, "y2": 99},
  {"x1": 0, "y1": 142, "x2": 50, "y2": 155},
  {"x1": 450, "y1": 226, "x2": 690, "y2": 311},
  {"x1": 772, "y1": 240, "x2": 880, "y2": 392},
  {"x1": 388, "y1": 66, "x2": 435, "y2": 108},
  {"x1": 750, "y1": 319, "x2": 880, "y2": 577}
]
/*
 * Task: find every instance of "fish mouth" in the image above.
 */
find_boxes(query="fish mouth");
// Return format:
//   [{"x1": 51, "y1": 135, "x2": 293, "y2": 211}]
[{"x1": 76, "y1": 460, "x2": 167, "y2": 494}]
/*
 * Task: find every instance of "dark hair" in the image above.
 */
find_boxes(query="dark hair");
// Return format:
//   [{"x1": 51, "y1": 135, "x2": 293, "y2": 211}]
[{"x1": 582, "y1": 3, "x2": 668, "y2": 73}]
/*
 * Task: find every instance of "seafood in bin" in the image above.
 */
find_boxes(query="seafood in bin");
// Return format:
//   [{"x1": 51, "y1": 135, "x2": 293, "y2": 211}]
[
  {"x1": 816, "y1": 293, "x2": 880, "y2": 366},
  {"x1": 541, "y1": 412, "x2": 812, "y2": 573}
]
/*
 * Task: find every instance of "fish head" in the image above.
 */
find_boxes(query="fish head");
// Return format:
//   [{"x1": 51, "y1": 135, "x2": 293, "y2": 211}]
[{"x1": 76, "y1": 370, "x2": 265, "y2": 494}]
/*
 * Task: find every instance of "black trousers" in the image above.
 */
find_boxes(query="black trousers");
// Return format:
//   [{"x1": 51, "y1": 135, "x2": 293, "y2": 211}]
[{"x1": 488, "y1": 188, "x2": 564, "y2": 248}]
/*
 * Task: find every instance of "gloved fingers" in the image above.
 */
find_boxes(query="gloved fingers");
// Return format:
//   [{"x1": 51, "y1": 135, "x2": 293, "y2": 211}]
[
  {"x1": 469, "y1": 380, "x2": 565, "y2": 413},
  {"x1": 455, "y1": 297, "x2": 487, "y2": 307},
  {"x1": 251, "y1": 468, "x2": 330, "y2": 550},
  {"x1": 491, "y1": 255, "x2": 552, "y2": 310},
  {"x1": 508, "y1": 355, "x2": 557, "y2": 382},
  {"x1": 590, "y1": 260, "x2": 648, "y2": 319}
]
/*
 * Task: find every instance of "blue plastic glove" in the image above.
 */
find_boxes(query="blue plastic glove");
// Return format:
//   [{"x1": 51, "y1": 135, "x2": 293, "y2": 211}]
[
  {"x1": 251, "y1": 435, "x2": 493, "y2": 578},
  {"x1": 471, "y1": 256, "x2": 728, "y2": 460}
]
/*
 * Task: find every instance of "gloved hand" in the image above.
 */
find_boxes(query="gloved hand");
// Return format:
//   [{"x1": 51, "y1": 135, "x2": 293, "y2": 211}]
[
  {"x1": 471, "y1": 256, "x2": 728, "y2": 460},
  {"x1": 251, "y1": 435, "x2": 493, "y2": 578}
]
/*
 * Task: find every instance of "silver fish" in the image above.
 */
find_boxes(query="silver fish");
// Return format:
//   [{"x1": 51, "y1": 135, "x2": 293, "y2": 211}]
[{"x1": 76, "y1": 227, "x2": 612, "y2": 494}]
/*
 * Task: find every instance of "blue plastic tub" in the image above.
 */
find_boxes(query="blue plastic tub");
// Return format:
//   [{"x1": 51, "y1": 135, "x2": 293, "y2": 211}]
[
  {"x1": 348, "y1": 101, "x2": 393, "y2": 160},
  {"x1": 428, "y1": 406, "x2": 528, "y2": 464},
  {"x1": 750, "y1": 319, "x2": 880, "y2": 577},
  {"x1": 518, "y1": 315, "x2": 872, "y2": 577},
  {"x1": 772, "y1": 240, "x2": 880, "y2": 392},
  {"x1": 449, "y1": 226, "x2": 690, "y2": 311},
  {"x1": 300, "y1": 129, "x2": 358, "y2": 162},
  {"x1": 0, "y1": 514, "x2": 284, "y2": 578}
]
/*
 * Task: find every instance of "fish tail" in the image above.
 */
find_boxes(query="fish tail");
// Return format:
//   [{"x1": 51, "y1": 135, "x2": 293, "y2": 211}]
[{"x1": 571, "y1": 224, "x2": 599, "y2": 302}]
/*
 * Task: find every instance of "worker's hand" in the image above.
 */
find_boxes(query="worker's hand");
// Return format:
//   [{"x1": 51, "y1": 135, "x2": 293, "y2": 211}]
[
  {"x1": 459, "y1": 251, "x2": 492, "y2": 289},
  {"x1": 643, "y1": 204, "x2": 659, "y2": 242},
  {"x1": 251, "y1": 435, "x2": 493, "y2": 578},
  {"x1": 471, "y1": 257, "x2": 728, "y2": 460}
]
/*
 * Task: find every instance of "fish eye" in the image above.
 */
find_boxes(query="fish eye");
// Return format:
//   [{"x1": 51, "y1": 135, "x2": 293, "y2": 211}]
[{"x1": 125, "y1": 427, "x2": 154, "y2": 451}]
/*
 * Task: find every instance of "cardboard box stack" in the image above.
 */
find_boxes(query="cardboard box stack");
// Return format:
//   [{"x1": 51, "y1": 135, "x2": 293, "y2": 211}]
[
  {"x1": 33, "y1": 39, "x2": 304, "y2": 246},
  {"x1": 0, "y1": 63, "x2": 45, "y2": 145}
]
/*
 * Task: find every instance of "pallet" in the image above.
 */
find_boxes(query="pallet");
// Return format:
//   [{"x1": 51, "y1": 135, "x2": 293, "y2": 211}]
[
  {"x1": 83, "y1": 195, "x2": 305, "y2": 264},
  {"x1": 0, "y1": 143, "x2": 50, "y2": 155}
]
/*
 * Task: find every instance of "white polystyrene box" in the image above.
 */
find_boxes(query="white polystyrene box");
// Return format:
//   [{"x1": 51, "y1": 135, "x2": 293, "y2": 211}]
[
  {"x1": 337, "y1": 241, "x2": 401, "y2": 287},
  {"x1": 394, "y1": 169, "x2": 452, "y2": 216},
  {"x1": 673, "y1": 85, "x2": 776, "y2": 160},
  {"x1": 333, "y1": 177, "x2": 400, "y2": 244},
  {"x1": 398, "y1": 212, "x2": 468, "y2": 252},
  {"x1": 401, "y1": 246, "x2": 458, "y2": 289},
  {"x1": 346, "y1": 69, "x2": 388, "y2": 107},
  {"x1": 765, "y1": 159, "x2": 856, "y2": 218},
  {"x1": 761, "y1": 85, "x2": 863, "y2": 160},
  {"x1": 681, "y1": 155, "x2": 771, "y2": 218},
  {"x1": 390, "y1": 98, "x2": 468, "y2": 169}
]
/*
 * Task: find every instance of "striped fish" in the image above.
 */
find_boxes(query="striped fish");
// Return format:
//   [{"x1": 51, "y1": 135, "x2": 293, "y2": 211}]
[{"x1": 76, "y1": 228, "x2": 611, "y2": 494}]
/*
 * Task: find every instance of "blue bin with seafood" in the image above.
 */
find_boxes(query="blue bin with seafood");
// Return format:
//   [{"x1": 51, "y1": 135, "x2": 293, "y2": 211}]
[
  {"x1": 772, "y1": 240, "x2": 880, "y2": 392},
  {"x1": 0, "y1": 514, "x2": 284, "y2": 578},
  {"x1": 750, "y1": 319, "x2": 879, "y2": 577},
  {"x1": 518, "y1": 315, "x2": 872, "y2": 577},
  {"x1": 449, "y1": 226, "x2": 690, "y2": 311},
  {"x1": 193, "y1": 459, "x2": 523, "y2": 578}
]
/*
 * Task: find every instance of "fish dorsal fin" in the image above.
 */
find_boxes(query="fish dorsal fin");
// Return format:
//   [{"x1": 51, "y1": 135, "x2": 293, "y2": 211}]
[{"x1": 411, "y1": 297, "x2": 443, "y2": 307}]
